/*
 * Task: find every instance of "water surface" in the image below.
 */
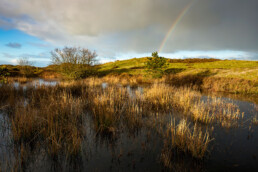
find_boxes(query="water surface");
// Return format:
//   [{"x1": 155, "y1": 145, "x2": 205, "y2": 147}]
[{"x1": 0, "y1": 80, "x2": 257, "y2": 171}]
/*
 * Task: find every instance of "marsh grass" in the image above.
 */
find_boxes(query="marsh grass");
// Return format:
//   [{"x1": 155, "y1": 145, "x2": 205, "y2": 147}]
[
  {"x1": 0, "y1": 77, "x2": 248, "y2": 170},
  {"x1": 102, "y1": 74, "x2": 146, "y2": 86},
  {"x1": 165, "y1": 74, "x2": 258, "y2": 94},
  {"x1": 11, "y1": 88, "x2": 85, "y2": 156},
  {"x1": 140, "y1": 83, "x2": 243, "y2": 127},
  {"x1": 166, "y1": 119, "x2": 212, "y2": 159},
  {"x1": 6, "y1": 77, "x2": 33, "y2": 84},
  {"x1": 252, "y1": 116, "x2": 258, "y2": 126}
]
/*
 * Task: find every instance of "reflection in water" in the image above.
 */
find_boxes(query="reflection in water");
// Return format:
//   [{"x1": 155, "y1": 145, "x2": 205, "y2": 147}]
[
  {"x1": 101, "y1": 82, "x2": 108, "y2": 89},
  {"x1": 0, "y1": 80, "x2": 257, "y2": 171},
  {"x1": 12, "y1": 79, "x2": 59, "y2": 89}
]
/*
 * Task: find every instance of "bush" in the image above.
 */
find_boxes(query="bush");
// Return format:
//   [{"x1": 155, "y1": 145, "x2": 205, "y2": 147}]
[
  {"x1": 51, "y1": 47, "x2": 98, "y2": 79},
  {"x1": 0, "y1": 66, "x2": 10, "y2": 77}
]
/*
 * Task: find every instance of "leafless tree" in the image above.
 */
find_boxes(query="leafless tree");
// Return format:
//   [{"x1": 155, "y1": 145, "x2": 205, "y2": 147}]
[
  {"x1": 17, "y1": 57, "x2": 33, "y2": 66},
  {"x1": 51, "y1": 47, "x2": 98, "y2": 78},
  {"x1": 51, "y1": 47, "x2": 97, "y2": 66},
  {"x1": 17, "y1": 57, "x2": 34, "y2": 77}
]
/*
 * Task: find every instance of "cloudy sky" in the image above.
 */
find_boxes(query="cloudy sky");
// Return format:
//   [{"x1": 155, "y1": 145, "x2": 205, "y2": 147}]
[{"x1": 0, "y1": 0, "x2": 257, "y2": 66}]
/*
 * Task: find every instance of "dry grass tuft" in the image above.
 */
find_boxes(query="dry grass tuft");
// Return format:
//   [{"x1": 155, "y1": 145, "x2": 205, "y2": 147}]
[
  {"x1": 252, "y1": 116, "x2": 258, "y2": 126},
  {"x1": 167, "y1": 119, "x2": 212, "y2": 158},
  {"x1": 11, "y1": 87, "x2": 85, "y2": 156}
]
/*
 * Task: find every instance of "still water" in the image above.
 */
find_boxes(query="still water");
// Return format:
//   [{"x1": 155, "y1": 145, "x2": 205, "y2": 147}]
[{"x1": 0, "y1": 80, "x2": 257, "y2": 171}]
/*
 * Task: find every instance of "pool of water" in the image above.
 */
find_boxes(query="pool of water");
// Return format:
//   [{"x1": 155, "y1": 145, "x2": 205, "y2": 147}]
[
  {"x1": 12, "y1": 79, "x2": 59, "y2": 89},
  {"x1": 0, "y1": 80, "x2": 257, "y2": 171}
]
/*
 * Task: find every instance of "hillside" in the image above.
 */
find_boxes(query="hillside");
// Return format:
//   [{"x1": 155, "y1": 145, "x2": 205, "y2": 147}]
[
  {"x1": 97, "y1": 58, "x2": 258, "y2": 81},
  {"x1": 1, "y1": 58, "x2": 258, "y2": 93},
  {"x1": 1, "y1": 58, "x2": 257, "y2": 80}
]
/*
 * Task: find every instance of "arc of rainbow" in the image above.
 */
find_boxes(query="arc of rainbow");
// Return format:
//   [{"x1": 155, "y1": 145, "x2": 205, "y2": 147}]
[{"x1": 158, "y1": 0, "x2": 196, "y2": 53}]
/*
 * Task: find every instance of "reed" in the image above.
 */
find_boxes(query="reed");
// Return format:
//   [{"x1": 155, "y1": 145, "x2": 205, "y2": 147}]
[
  {"x1": 11, "y1": 86, "x2": 85, "y2": 156},
  {"x1": 252, "y1": 116, "x2": 258, "y2": 126},
  {"x1": 89, "y1": 86, "x2": 127, "y2": 133},
  {"x1": 140, "y1": 83, "x2": 243, "y2": 127},
  {"x1": 167, "y1": 119, "x2": 212, "y2": 158}
]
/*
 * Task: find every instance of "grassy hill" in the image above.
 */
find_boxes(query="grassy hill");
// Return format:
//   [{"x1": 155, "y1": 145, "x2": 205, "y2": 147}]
[
  {"x1": 1, "y1": 58, "x2": 258, "y2": 93},
  {"x1": 1, "y1": 58, "x2": 257, "y2": 80},
  {"x1": 96, "y1": 58, "x2": 258, "y2": 94},
  {"x1": 97, "y1": 58, "x2": 258, "y2": 81}
]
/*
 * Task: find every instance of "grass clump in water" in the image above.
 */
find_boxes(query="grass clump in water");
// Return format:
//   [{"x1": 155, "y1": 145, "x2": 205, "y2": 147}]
[
  {"x1": 11, "y1": 87, "x2": 85, "y2": 157},
  {"x1": 166, "y1": 119, "x2": 212, "y2": 159}
]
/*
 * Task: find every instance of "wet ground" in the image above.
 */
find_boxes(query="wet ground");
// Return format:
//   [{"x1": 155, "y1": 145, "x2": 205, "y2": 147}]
[{"x1": 0, "y1": 79, "x2": 257, "y2": 171}]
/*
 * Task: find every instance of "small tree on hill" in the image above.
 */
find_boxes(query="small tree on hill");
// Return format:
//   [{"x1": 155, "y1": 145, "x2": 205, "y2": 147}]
[
  {"x1": 146, "y1": 52, "x2": 168, "y2": 78},
  {"x1": 51, "y1": 47, "x2": 97, "y2": 78}
]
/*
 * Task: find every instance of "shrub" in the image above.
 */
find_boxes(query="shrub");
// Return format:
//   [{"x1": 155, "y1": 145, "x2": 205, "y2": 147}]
[
  {"x1": 145, "y1": 52, "x2": 168, "y2": 78},
  {"x1": 0, "y1": 66, "x2": 10, "y2": 77},
  {"x1": 51, "y1": 47, "x2": 97, "y2": 79}
]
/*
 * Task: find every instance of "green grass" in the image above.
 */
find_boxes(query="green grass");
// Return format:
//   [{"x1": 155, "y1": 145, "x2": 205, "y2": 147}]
[
  {"x1": 99, "y1": 58, "x2": 257, "y2": 71},
  {"x1": 1, "y1": 58, "x2": 257, "y2": 81},
  {"x1": 191, "y1": 60, "x2": 258, "y2": 69},
  {"x1": 96, "y1": 58, "x2": 258, "y2": 80}
]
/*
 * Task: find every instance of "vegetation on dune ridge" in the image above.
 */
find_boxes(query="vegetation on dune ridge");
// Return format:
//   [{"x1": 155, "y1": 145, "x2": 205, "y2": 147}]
[
  {"x1": 2, "y1": 55, "x2": 257, "y2": 79},
  {"x1": 1, "y1": 50, "x2": 257, "y2": 93}
]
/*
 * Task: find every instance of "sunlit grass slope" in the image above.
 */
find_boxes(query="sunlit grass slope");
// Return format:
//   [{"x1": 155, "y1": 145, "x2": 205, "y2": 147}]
[{"x1": 97, "y1": 58, "x2": 258, "y2": 80}]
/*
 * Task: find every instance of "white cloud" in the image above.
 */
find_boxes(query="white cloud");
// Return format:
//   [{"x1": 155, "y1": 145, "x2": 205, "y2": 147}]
[{"x1": 0, "y1": 0, "x2": 257, "y2": 60}]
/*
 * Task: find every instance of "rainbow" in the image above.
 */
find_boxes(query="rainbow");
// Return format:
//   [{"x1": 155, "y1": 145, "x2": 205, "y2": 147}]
[{"x1": 158, "y1": 0, "x2": 196, "y2": 53}]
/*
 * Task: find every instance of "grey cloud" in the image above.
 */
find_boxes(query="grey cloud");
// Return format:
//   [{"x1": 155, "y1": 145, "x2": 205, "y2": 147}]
[
  {"x1": 5, "y1": 42, "x2": 22, "y2": 48},
  {"x1": 0, "y1": 0, "x2": 257, "y2": 58},
  {"x1": 0, "y1": 18, "x2": 14, "y2": 29}
]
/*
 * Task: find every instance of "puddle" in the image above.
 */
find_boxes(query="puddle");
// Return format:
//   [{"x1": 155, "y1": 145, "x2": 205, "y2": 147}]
[
  {"x1": 101, "y1": 82, "x2": 108, "y2": 89},
  {"x1": 12, "y1": 79, "x2": 59, "y2": 89}
]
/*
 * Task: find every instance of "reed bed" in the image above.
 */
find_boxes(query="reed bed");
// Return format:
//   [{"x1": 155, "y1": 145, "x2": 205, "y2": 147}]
[
  {"x1": 140, "y1": 83, "x2": 243, "y2": 127},
  {"x1": 5, "y1": 77, "x2": 33, "y2": 84},
  {"x1": 165, "y1": 74, "x2": 258, "y2": 94},
  {"x1": 190, "y1": 98, "x2": 244, "y2": 127},
  {"x1": 11, "y1": 88, "x2": 85, "y2": 156},
  {"x1": 0, "y1": 77, "x2": 246, "y2": 168},
  {"x1": 101, "y1": 74, "x2": 145, "y2": 87}
]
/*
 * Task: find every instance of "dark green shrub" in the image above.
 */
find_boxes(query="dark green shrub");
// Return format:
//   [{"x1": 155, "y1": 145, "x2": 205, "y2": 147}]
[
  {"x1": 0, "y1": 66, "x2": 10, "y2": 77},
  {"x1": 145, "y1": 52, "x2": 168, "y2": 78}
]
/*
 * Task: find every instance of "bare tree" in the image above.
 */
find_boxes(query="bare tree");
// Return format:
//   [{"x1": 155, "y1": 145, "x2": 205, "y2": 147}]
[
  {"x1": 17, "y1": 57, "x2": 34, "y2": 77},
  {"x1": 51, "y1": 47, "x2": 97, "y2": 66},
  {"x1": 51, "y1": 47, "x2": 97, "y2": 78},
  {"x1": 17, "y1": 57, "x2": 33, "y2": 67}
]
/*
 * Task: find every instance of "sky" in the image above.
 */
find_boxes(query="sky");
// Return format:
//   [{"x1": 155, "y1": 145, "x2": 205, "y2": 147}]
[{"x1": 0, "y1": 0, "x2": 257, "y2": 67}]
